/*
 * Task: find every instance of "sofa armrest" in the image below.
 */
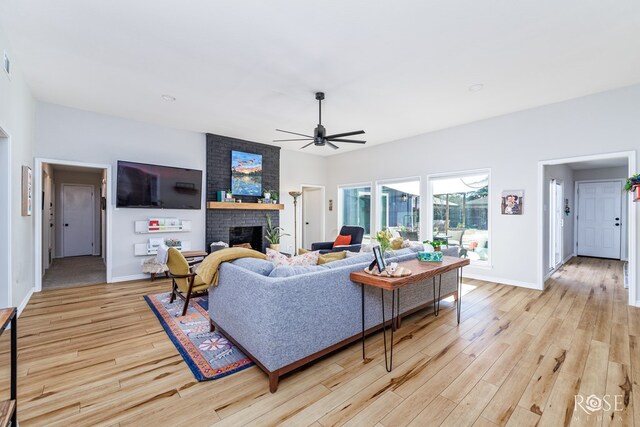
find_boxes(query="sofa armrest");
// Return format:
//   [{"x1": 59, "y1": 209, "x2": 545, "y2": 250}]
[
  {"x1": 311, "y1": 241, "x2": 334, "y2": 251},
  {"x1": 331, "y1": 244, "x2": 361, "y2": 253}
]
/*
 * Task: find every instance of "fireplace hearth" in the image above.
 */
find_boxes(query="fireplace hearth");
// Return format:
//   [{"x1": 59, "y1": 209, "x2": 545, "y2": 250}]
[{"x1": 229, "y1": 226, "x2": 263, "y2": 252}]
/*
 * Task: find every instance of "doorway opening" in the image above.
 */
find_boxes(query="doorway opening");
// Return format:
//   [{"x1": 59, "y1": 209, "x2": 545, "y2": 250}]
[
  {"x1": 0, "y1": 126, "x2": 10, "y2": 308},
  {"x1": 36, "y1": 160, "x2": 111, "y2": 291},
  {"x1": 301, "y1": 185, "x2": 325, "y2": 251},
  {"x1": 538, "y1": 151, "x2": 635, "y2": 306}
]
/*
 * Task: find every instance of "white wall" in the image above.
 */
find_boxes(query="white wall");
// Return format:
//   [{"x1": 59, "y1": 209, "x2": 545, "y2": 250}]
[
  {"x1": 542, "y1": 164, "x2": 574, "y2": 274},
  {"x1": 279, "y1": 150, "x2": 327, "y2": 254},
  {"x1": 35, "y1": 103, "x2": 206, "y2": 280},
  {"x1": 0, "y1": 23, "x2": 36, "y2": 308},
  {"x1": 324, "y1": 84, "x2": 640, "y2": 293},
  {"x1": 53, "y1": 169, "x2": 103, "y2": 257},
  {"x1": 574, "y1": 166, "x2": 627, "y2": 181}
]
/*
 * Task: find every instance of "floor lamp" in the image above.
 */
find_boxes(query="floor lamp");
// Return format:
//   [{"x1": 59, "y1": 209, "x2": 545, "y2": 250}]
[{"x1": 289, "y1": 191, "x2": 302, "y2": 255}]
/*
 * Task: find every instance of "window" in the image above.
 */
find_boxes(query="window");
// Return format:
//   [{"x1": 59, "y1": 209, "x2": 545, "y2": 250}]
[
  {"x1": 430, "y1": 172, "x2": 489, "y2": 262},
  {"x1": 339, "y1": 185, "x2": 371, "y2": 240},
  {"x1": 377, "y1": 179, "x2": 420, "y2": 241}
]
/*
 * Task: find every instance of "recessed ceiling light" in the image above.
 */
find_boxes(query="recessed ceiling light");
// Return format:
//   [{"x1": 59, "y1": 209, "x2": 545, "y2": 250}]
[
  {"x1": 161, "y1": 94, "x2": 176, "y2": 101},
  {"x1": 469, "y1": 84, "x2": 484, "y2": 92}
]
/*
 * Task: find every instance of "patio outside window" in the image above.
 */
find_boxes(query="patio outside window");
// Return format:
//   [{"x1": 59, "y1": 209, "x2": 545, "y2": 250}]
[
  {"x1": 431, "y1": 173, "x2": 489, "y2": 262},
  {"x1": 377, "y1": 179, "x2": 420, "y2": 241},
  {"x1": 339, "y1": 185, "x2": 371, "y2": 242}
]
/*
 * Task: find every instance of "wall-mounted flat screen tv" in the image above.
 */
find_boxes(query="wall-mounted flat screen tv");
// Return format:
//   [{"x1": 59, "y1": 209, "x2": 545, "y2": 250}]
[{"x1": 116, "y1": 161, "x2": 202, "y2": 209}]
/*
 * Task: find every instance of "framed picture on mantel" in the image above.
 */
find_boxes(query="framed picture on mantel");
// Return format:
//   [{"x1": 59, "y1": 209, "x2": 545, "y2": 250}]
[{"x1": 231, "y1": 150, "x2": 262, "y2": 196}]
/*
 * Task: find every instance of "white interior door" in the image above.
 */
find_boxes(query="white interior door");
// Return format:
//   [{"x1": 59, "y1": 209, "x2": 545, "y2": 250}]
[
  {"x1": 577, "y1": 181, "x2": 622, "y2": 259},
  {"x1": 62, "y1": 184, "x2": 94, "y2": 257},
  {"x1": 302, "y1": 187, "x2": 323, "y2": 249}
]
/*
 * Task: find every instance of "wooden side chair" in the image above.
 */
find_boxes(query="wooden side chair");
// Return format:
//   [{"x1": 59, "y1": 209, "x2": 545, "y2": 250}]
[{"x1": 166, "y1": 248, "x2": 209, "y2": 316}]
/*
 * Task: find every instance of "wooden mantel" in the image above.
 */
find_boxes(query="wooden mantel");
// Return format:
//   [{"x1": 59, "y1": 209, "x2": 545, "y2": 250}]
[{"x1": 207, "y1": 202, "x2": 284, "y2": 210}]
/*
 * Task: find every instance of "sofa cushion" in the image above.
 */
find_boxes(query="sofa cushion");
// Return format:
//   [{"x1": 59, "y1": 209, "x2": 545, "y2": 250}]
[
  {"x1": 324, "y1": 253, "x2": 373, "y2": 269},
  {"x1": 231, "y1": 258, "x2": 274, "y2": 276},
  {"x1": 318, "y1": 251, "x2": 347, "y2": 265},
  {"x1": 268, "y1": 265, "x2": 329, "y2": 278},
  {"x1": 266, "y1": 248, "x2": 319, "y2": 267}
]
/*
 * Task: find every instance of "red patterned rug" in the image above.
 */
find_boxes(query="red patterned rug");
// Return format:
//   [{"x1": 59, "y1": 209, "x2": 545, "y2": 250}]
[{"x1": 144, "y1": 292, "x2": 254, "y2": 381}]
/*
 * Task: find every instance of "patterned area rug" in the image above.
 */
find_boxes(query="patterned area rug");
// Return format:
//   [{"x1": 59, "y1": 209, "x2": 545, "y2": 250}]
[{"x1": 144, "y1": 292, "x2": 254, "y2": 381}]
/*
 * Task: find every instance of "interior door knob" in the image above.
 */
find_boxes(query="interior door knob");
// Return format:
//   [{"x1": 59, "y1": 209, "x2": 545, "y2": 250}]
[
  {"x1": 615, "y1": 217, "x2": 620, "y2": 220},
  {"x1": 615, "y1": 223, "x2": 620, "y2": 226},
  {"x1": 65, "y1": 223, "x2": 69, "y2": 227}
]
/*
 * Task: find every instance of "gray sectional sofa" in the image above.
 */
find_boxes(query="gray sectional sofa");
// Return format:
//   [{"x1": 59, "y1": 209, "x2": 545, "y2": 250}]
[{"x1": 208, "y1": 247, "x2": 459, "y2": 392}]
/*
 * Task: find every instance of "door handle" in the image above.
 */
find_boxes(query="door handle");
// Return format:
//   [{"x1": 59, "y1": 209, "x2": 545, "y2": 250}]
[
  {"x1": 615, "y1": 217, "x2": 620, "y2": 221},
  {"x1": 65, "y1": 223, "x2": 69, "y2": 227},
  {"x1": 305, "y1": 222, "x2": 309, "y2": 225},
  {"x1": 615, "y1": 223, "x2": 620, "y2": 226}
]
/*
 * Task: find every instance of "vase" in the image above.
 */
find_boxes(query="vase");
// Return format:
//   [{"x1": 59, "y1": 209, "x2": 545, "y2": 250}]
[
  {"x1": 270, "y1": 244, "x2": 280, "y2": 252},
  {"x1": 434, "y1": 247, "x2": 441, "y2": 252},
  {"x1": 635, "y1": 185, "x2": 640, "y2": 202}
]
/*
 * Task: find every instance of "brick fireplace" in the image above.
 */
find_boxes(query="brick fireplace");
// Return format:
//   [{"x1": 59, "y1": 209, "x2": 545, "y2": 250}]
[{"x1": 205, "y1": 133, "x2": 281, "y2": 252}]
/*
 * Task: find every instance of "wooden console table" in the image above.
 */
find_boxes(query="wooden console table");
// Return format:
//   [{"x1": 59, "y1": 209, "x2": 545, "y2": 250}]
[
  {"x1": 0, "y1": 308, "x2": 17, "y2": 427},
  {"x1": 350, "y1": 256, "x2": 469, "y2": 372}
]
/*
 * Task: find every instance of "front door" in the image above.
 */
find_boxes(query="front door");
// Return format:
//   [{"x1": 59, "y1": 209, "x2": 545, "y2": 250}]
[
  {"x1": 577, "y1": 181, "x2": 621, "y2": 259},
  {"x1": 62, "y1": 184, "x2": 94, "y2": 257}
]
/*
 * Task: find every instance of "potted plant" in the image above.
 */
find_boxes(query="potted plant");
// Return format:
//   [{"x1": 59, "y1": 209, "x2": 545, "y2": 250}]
[
  {"x1": 270, "y1": 190, "x2": 279, "y2": 204},
  {"x1": 264, "y1": 213, "x2": 289, "y2": 251},
  {"x1": 625, "y1": 174, "x2": 640, "y2": 201},
  {"x1": 376, "y1": 229, "x2": 393, "y2": 254},
  {"x1": 263, "y1": 190, "x2": 271, "y2": 200},
  {"x1": 423, "y1": 239, "x2": 443, "y2": 252}
]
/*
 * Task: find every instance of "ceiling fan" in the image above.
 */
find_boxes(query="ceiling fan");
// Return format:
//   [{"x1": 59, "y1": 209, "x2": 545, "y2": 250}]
[{"x1": 274, "y1": 92, "x2": 366, "y2": 150}]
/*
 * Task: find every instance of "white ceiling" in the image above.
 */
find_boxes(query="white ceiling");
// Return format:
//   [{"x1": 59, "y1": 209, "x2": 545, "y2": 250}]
[{"x1": 1, "y1": 1, "x2": 639, "y2": 156}]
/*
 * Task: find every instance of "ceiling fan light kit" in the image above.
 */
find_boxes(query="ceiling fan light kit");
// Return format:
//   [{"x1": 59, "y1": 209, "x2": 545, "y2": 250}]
[{"x1": 274, "y1": 92, "x2": 366, "y2": 150}]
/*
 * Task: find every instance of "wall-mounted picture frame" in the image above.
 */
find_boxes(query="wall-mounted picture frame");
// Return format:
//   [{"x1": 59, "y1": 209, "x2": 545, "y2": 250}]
[
  {"x1": 21, "y1": 165, "x2": 32, "y2": 216},
  {"x1": 501, "y1": 190, "x2": 524, "y2": 215},
  {"x1": 231, "y1": 150, "x2": 262, "y2": 196}
]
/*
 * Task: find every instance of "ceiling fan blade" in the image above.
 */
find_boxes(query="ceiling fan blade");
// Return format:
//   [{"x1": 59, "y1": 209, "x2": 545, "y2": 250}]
[
  {"x1": 326, "y1": 141, "x2": 339, "y2": 150},
  {"x1": 327, "y1": 138, "x2": 367, "y2": 144},
  {"x1": 275, "y1": 129, "x2": 314, "y2": 138},
  {"x1": 325, "y1": 130, "x2": 365, "y2": 139},
  {"x1": 273, "y1": 138, "x2": 313, "y2": 142},
  {"x1": 300, "y1": 142, "x2": 314, "y2": 149}
]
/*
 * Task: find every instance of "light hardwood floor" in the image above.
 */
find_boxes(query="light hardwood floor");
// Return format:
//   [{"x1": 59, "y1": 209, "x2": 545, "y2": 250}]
[{"x1": 1, "y1": 257, "x2": 638, "y2": 426}]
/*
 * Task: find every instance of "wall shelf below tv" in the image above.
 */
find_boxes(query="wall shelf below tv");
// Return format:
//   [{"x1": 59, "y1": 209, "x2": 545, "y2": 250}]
[
  {"x1": 207, "y1": 202, "x2": 284, "y2": 210},
  {"x1": 134, "y1": 219, "x2": 192, "y2": 234}
]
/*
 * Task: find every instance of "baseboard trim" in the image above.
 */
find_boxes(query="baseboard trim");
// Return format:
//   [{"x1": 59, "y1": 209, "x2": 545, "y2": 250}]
[
  {"x1": 17, "y1": 287, "x2": 35, "y2": 316},
  {"x1": 563, "y1": 253, "x2": 575, "y2": 264},
  {"x1": 463, "y1": 272, "x2": 541, "y2": 290},
  {"x1": 110, "y1": 273, "x2": 148, "y2": 283}
]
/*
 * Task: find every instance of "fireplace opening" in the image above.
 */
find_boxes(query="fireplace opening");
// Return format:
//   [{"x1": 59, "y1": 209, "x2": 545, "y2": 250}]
[{"x1": 229, "y1": 226, "x2": 264, "y2": 252}]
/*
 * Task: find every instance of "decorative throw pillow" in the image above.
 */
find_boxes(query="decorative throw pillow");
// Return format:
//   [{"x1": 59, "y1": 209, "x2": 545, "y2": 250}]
[
  {"x1": 266, "y1": 248, "x2": 319, "y2": 267},
  {"x1": 318, "y1": 251, "x2": 347, "y2": 265},
  {"x1": 333, "y1": 234, "x2": 352, "y2": 247}
]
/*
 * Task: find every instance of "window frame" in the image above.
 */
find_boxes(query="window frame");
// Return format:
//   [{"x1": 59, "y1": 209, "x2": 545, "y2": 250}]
[
  {"x1": 375, "y1": 176, "x2": 422, "y2": 240},
  {"x1": 426, "y1": 168, "x2": 492, "y2": 267},
  {"x1": 337, "y1": 182, "x2": 373, "y2": 241}
]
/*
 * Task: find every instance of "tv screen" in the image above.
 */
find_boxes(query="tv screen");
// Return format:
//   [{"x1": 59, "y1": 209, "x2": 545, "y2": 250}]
[{"x1": 116, "y1": 161, "x2": 202, "y2": 209}]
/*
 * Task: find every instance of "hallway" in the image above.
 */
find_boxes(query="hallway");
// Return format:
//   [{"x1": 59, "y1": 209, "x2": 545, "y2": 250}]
[{"x1": 42, "y1": 256, "x2": 106, "y2": 289}]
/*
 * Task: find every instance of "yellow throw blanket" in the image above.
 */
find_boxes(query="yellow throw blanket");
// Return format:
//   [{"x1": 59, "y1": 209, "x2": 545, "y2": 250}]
[{"x1": 195, "y1": 247, "x2": 267, "y2": 286}]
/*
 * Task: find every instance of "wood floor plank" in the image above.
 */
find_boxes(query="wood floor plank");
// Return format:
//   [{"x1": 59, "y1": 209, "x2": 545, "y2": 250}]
[{"x1": 1, "y1": 257, "x2": 631, "y2": 427}]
